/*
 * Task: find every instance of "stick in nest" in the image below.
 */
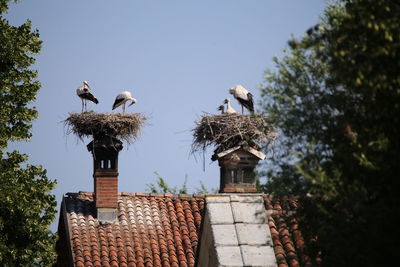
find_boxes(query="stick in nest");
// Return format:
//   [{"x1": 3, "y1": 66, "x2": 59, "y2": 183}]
[
  {"x1": 64, "y1": 112, "x2": 147, "y2": 143},
  {"x1": 191, "y1": 113, "x2": 276, "y2": 154}
]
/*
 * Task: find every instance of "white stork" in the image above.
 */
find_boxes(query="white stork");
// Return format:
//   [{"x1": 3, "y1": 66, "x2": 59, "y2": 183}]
[
  {"x1": 112, "y1": 91, "x2": 137, "y2": 113},
  {"x1": 76, "y1": 81, "x2": 99, "y2": 112},
  {"x1": 217, "y1": 104, "x2": 225, "y2": 114},
  {"x1": 224, "y1": 98, "x2": 237, "y2": 114},
  {"x1": 228, "y1": 85, "x2": 254, "y2": 114}
]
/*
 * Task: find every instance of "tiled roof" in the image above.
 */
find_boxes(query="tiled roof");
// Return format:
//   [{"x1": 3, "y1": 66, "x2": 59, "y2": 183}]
[
  {"x1": 56, "y1": 192, "x2": 317, "y2": 267},
  {"x1": 264, "y1": 197, "x2": 320, "y2": 267},
  {"x1": 58, "y1": 192, "x2": 205, "y2": 267}
]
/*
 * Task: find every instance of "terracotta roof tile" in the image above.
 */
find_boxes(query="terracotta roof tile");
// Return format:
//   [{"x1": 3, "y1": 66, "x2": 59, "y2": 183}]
[
  {"x1": 264, "y1": 196, "x2": 319, "y2": 267},
  {"x1": 59, "y1": 192, "x2": 316, "y2": 267},
  {"x1": 62, "y1": 193, "x2": 205, "y2": 267}
]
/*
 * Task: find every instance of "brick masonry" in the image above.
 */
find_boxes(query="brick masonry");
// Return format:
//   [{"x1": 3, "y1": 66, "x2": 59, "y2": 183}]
[{"x1": 94, "y1": 175, "x2": 118, "y2": 208}]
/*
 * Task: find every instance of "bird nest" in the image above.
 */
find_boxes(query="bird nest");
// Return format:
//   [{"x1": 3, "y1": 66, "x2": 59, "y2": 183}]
[
  {"x1": 65, "y1": 112, "x2": 147, "y2": 143},
  {"x1": 192, "y1": 113, "x2": 276, "y2": 155}
]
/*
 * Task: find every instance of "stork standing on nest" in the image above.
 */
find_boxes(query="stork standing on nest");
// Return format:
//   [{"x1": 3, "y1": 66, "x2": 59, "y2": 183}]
[
  {"x1": 224, "y1": 98, "x2": 237, "y2": 114},
  {"x1": 76, "y1": 81, "x2": 99, "y2": 112},
  {"x1": 228, "y1": 85, "x2": 254, "y2": 114},
  {"x1": 112, "y1": 91, "x2": 137, "y2": 113},
  {"x1": 217, "y1": 105, "x2": 225, "y2": 114}
]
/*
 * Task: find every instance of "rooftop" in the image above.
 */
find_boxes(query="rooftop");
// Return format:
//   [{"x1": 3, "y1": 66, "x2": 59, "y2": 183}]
[{"x1": 56, "y1": 192, "x2": 318, "y2": 267}]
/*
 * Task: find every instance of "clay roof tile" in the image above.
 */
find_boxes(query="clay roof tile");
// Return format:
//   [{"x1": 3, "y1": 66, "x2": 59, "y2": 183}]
[{"x1": 59, "y1": 192, "x2": 317, "y2": 267}]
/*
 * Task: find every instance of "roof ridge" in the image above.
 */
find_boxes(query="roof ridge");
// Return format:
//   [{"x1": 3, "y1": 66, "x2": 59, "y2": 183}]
[{"x1": 66, "y1": 191, "x2": 274, "y2": 199}]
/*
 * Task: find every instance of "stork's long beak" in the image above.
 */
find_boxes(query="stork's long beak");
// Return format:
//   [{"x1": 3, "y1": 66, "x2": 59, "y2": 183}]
[{"x1": 128, "y1": 98, "x2": 137, "y2": 107}]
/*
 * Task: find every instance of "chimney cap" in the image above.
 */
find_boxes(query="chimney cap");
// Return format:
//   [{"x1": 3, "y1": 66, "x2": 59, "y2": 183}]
[
  {"x1": 213, "y1": 145, "x2": 266, "y2": 161},
  {"x1": 87, "y1": 136, "x2": 123, "y2": 153}
]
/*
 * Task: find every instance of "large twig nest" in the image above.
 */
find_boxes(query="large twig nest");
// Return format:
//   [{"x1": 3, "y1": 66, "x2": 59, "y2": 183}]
[
  {"x1": 192, "y1": 113, "x2": 276, "y2": 154},
  {"x1": 65, "y1": 112, "x2": 147, "y2": 143}
]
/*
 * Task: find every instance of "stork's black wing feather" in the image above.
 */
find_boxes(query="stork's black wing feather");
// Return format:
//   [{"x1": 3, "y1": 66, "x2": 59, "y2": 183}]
[
  {"x1": 246, "y1": 92, "x2": 254, "y2": 112},
  {"x1": 112, "y1": 98, "x2": 125, "y2": 110},
  {"x1": 237, "y1": 93, "x2": 254, "y2": 112},
  {"x1": 80, "y1": 92, "x2": 99, "y2": 104}
]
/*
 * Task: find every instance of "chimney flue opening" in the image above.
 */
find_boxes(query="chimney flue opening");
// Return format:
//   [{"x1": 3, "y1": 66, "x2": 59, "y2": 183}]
[{"x1": 87, "y1": 136, "x2": 123, "y2": 173}]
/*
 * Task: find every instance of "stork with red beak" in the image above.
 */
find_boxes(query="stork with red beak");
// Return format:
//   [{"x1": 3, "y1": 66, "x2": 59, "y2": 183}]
[
  {"x1": 76, "y1": 81, "x2": 99, "y2": 112},
  {"x1": 112, "y1": 91, "x2": 137, "y2": 113}
]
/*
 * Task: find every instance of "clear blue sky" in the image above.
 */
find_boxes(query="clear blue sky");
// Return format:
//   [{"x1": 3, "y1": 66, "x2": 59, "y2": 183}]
[{"x1": 5, "y1": 0, "x2": 326, "y2": 230}]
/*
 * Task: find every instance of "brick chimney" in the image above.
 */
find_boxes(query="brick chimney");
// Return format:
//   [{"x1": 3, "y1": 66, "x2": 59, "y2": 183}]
[
  {"x1": 213, "y1": 145, "x2": 265, "y2": 193},
  {"x1": 87, "y1": 136, "x2": 123, "y2": 223}
]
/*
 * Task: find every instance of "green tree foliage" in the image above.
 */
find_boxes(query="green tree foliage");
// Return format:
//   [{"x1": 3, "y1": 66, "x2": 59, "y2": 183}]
[
  {"x1": 0, "y1": 2, "x2": 40, "y2": 149},
  {"x1": 146, "y1": 172, "x2": 217, "y2": 194},
  {"x1": 147, "y1": 172, "x2": 189, "y2": 194},
  {"x1": 0, "y1": 152, "x2": 56, "y2": 266},
  {"x1": 0, "y1": 0, "x2": 57, "y2": 265},
  {"x1": 259, "y1": 35, "x2": 332, "y2": 196},
  {"x1": 260, "y1": 1, "x2": 400, "y2": 266}
]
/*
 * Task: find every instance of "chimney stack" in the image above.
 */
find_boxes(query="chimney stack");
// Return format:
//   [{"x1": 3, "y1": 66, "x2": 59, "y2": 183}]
[
  {"x1": 87, "y1": 136, "x2": 123, "y2": 223},
  {"x1": 213, "y1": 145, "x2": 265, "y2": 193}
]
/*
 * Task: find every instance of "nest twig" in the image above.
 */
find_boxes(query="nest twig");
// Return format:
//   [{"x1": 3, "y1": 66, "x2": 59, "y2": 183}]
[
  {"x1": 191, "y1": 113, "x2": 276, "y2": 154},
  {"x1": 64, "y1": 112, "x2": 147, "y2": 143}
]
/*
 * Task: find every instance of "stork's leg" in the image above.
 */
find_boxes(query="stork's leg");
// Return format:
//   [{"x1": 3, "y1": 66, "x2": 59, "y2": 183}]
[
  {"x1": 242, "y1": 105, "x2": 244, "y2": 114},
  {"x1": 122, "y1": 103, "x2": 126, "y2": 113},
  {"x1": 81, "y1": 99, "x2": 84, "y2": 113}
]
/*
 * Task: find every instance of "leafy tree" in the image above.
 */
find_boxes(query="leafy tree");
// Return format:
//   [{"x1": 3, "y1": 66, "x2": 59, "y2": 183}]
[
  {"x1": 147, "y1": 172, "x2": 189, "y2": 194},
  {"x1": 146, "y1": 172, "x2": 217, "y2": 194},
  {"x1": 259, "y1": 33, "x2": 332, "y2": 197},
  {"x1": 0, "y1": 153, "x2": 56, "y2": 266},
  {"x1": 260, "y1": 1, "x2": 400, "y2": 266},
  {"x1": 0, "y1": 0, "x2": 57, "y2": 265}
]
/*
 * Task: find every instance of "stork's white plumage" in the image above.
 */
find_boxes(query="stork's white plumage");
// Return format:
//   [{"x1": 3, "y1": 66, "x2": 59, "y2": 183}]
[
  {"x1": 76, "y1": 81, "x2": 99, "y2": 112},
  {"x1": 224, "y1": 98, "x2": 237, "y2": 114},
  {"x1": 112, "y1": 91, "x2": 137, "y2": 113},
  {"x1": 228, "y1": 84, "x2": 254, "y2": 114}
]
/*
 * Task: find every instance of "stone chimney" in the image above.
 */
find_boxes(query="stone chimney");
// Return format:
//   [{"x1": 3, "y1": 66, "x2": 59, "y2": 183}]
[
  {"x1": 87, "y1": 136, "x2": 123, "y2": 223},
  {"x1": 213, "y1": 145, "x2": 265, "y2": 193}
]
